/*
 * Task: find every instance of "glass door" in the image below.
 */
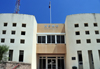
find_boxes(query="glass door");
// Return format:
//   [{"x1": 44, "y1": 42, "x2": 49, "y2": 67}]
[{"x1": 48, "y1": 59, "x2": 56, "y2": 69}]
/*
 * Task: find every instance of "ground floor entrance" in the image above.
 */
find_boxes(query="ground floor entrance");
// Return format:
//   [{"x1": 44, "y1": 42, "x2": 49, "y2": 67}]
[{"x1": 38, "y1": 55, "x2": 65, "y2": 69}]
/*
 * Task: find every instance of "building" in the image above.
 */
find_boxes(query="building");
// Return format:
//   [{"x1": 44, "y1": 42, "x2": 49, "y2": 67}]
[{"x1": 0, "y1": 13, "x2": 100, "y2": 69}]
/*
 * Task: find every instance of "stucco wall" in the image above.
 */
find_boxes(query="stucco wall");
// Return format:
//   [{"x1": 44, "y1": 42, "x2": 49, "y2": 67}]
[
  {"x1": 0, "y1": 14, "x2": 37, "y2": 67},
  {"x1": 65, "y1": 13, "x2": 100, "y2": 69},
  {"x1": 37, "y1": 24, "x2": 65, "y2": 33}
]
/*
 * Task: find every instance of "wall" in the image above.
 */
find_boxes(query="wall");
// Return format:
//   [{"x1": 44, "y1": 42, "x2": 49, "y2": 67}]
[
  {"x1": 65, "y1": 13, "x2": 100, "y2": 69},
  {"x1": 0, "y1": 14, "x2": 37, "y2": 69},
  {"x1": 37, "y1": 24, "x2": 65, "y2": 33}
]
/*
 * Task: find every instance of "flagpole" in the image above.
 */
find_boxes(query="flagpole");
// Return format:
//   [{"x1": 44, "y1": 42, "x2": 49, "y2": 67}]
[{"x1": 49, "y1": 1, "x2": 51, "y2": 24}]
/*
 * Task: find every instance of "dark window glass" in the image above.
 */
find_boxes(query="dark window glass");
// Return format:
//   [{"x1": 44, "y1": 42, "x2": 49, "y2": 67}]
[
  {"x1": 95, "y1": 31, "x2": 99, "y2": 34},
  {"x1": 9, "y1": 50, "x2": 13, "y2": 61},
  {"x1": 94, "y1": 23, "x2": 97, "y2": 27},
  {"x1": 58, "y1": 59, "x2": 64, "y2": 69},
  {"x1": 22, "y1": 24, "x2": 26, "y2": 27},
  {"x1": 1, "y1": 38, "x2": 5, "y2": 43},
  {"x1": 2, "y1": 30, "x2": 6, "y2": 34},
  {"x1": 20, "y1": 39, "x2": 25, "y2": 44},
  {"x1": 78, "y1": 51, "x2": 83, "y2": 65},
  {"x1": 76, "y1": 40, "x2": 81, "y2": 44},
  {"x1": 72, "y1": 57, "x2": 76, "y2": 60},
  {"x1": 47, "y1": 35, "x2": 51, "y2": 43},
  {"x1": 38, "y1": 36, "x2": 46, "y2": 43},
  {"x1": 52, "y1": 35, "x2": 55, "y2": 43},
  {"x1": 43, "y1": 59, "x2": 46, "y2": 69},
  {"x1": 4, "y1": 23, "x2": 7, "y2": 26},
  {"x1": 97, "y1": 39, "x2": 100, "y2": 43},
  {"x1": 87, "y1": 39, "x2": 91, "y2": 43},
  {"x1": 85, "y1": 31, "x2": 89, "y2": 34},
  {"x1": 76, "y1": 31, "x2": 80, "y2": 35},
  {"x1": 13, "y1": 23, "x2": 17, "y2": 27},
  {"x1": 42, "y1": 36, "x2": 45, "y2": 43},
  {"x1": 57, "y1": 35, "x2": 60, "y2": 43},
  {"x1": 21, "y1": 31, "x2": 25, "y2": 35},
  {"x1": 11, "y1": 31, "x2": 15, "y2": 34},
  {"x1": 75, "y1": 24, "x2": 79, "y2": 27},
  {"x1": 61, "y1": 35, "x2": 64, "y2": 43},
  {"x1": 84, "y1": 23, "x2": 88, "y2": 27},
  {"x1": 38, "y1": 36, "x2": 41, "y2": 43},
  {"x1": 10, "y1": 39, "x2": 14, "y2": 43},
  {"x1": 19, "y1": 50, "x2": 24, "y2": 62}
]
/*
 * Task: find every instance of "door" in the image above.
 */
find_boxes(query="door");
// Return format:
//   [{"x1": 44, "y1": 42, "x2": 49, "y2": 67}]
[{"x1": 48, "y1": 59, "x2": 56, "y2": 69}]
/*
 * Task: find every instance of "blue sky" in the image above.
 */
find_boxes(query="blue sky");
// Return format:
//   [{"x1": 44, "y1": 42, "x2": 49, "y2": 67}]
[{"x1": 0, "y1": 0, "x2": 100, "y2": 23}]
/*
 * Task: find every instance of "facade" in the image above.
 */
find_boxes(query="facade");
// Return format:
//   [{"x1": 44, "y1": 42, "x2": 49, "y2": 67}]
[{"x1": 0, "y1": 13, "x2": 100, "y2": 69}]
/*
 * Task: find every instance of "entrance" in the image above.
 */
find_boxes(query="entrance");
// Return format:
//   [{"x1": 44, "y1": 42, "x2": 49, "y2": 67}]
[{"x1": 38, "y1": 55, "x2": 65, "y2": 69}]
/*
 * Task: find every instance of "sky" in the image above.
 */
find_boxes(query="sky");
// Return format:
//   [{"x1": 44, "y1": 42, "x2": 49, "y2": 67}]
[{"x1": 0, "y1": 0, "x2": 100, "y2": 23}]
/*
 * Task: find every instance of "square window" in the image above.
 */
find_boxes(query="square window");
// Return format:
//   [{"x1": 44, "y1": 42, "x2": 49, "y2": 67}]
[
  {"x1": 11, "y1": 31, "x2": 16, "y2": 34},
  {"x1": 22, "y1": 24, "x2": 26, "y2": 27},
  {"x1": 75, "y1": 31, "x2": 80, "y2": 35},
  {"x1": 2, "y1": 30, "x2": 6, "y2": 34},
  {"x1": 74, "y1": 24, "x2": 79, "y2": 27},
  {"x1": 12, "y1": 23, "x2": 17, "y2": 27},
  {"x1": 76, "y1": 40, "x2": 81, "y2": 44},
  {"x1": 10, "y1": 39, "x2": 14, "y2": 43},
  {"x1": 1, "y1": 38, "x2": 5, "y2": 43},
  {"x1": 85, "y1": 31, "x2": 90, "y2": 35},
  {"x1": 4, "y1": 23, "x2": 8, "y2": 26},
  {"x1": 20, "y1": 39, "x2": 25, "y2": 44},
  {"x1": 21, "y1": 31, "x2": 25, "y2": 35},
  {"x1": 94, "y1": 23, "x2": 97, "y2": 27},
  {"x1": 86, "y1": 39, "x2": 91, "y2": 43},
  {"x1": 97, "y1": 39, "x2": 100, "y2": 43},
  {"x1": 95, "y1": 31, "x2": 99, "y2": 34},
  {"x1": 72, "y1": 57, "x2": 76, "y2": 60},
  {"x1": 84, "y1": 23, "x2": 88, "y2": 27}
]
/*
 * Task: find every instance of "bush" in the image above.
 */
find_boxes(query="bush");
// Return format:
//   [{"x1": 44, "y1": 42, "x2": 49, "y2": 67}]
[{"x1": 0, "y1": 45, "x2": 9, "y2": 62}]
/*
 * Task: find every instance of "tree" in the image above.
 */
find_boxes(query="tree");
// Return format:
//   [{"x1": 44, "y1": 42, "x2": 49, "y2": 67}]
[{"x1": 0, "y1": 45, "x2": 9, "y2": 62}]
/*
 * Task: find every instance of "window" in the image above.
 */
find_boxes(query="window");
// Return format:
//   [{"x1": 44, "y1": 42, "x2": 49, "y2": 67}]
[
  {"x1": 22, "y1": 24, "x2": 26, "y2": 27},
  {"x1": 96, "y1": 39, "x2": 100, "y2": 43},
  {"x1": 10, "y1": 39, "x2": 14, "y2": 43},
  {"x1": 4, "y1": 23, "x2": 7, "y2": 26},
  {"x1": 84, "y1": 23, "x2": 88, "y2": 27},
  {"x1": 38, "y1": 36, "x2": 46, "y2": 43},
  {"x1": 11, "y1": 31, "x2": 16, "y2": 34},
  {"x1": 95, "y1": 31, "x2": 99, "y2": 34},
  {"x1": 72, "y1": 57, "x2": 76, "y2": 60},
  {"x1": 20, "y1": 39, "x2": 25, "y2": 44},
  {"x1": 2, "y1": 30, "x2": 6, "y2": 34},
  {"x1": 75, "y1": 31, "x2": 80, "y2": 35},
  {"x1": 74, "y1": 24, "x2": 79, "y2": 27},
  {"x1": 77, "y1": 51, "x2": 83, "y2": 65},
  {"x1": 94, "y1": 23, "x2": 97, "y2": 27},
  {"x1": 12, "y1": 23, "x2": 17, "y2": 27},
  {"x1": 76, "y1": 40, "x2": 81, "y2": 44},
  {"x1": 21, "y1": 31, "x2": 25, "y2": 35},
  {"x1": 1, "y1": 38, "x2": 5, "y2": 43},
  {"x1": 47, "y1": 35, "x2": 55, "y2": 43},
  {"x1": 19, "y1": 50, "x2": 24, "y2": 62},
  {"x1": 85, "y1": 31, "x2": 90, "y2": 35},
  {"x1": 9, "y1": 50, "x2": 13, "y2": 61},
  {"x1": 57, "y1": 35, "x2": 65, "y2": 43},
  {"x1": 86, "y1": 39, "x2": 91, "y2": 43}
]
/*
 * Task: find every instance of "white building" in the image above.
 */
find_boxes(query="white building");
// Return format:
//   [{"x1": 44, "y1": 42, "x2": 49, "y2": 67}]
[{"x1": 0, "y1": 13, "x2": 100, "y2": 69}]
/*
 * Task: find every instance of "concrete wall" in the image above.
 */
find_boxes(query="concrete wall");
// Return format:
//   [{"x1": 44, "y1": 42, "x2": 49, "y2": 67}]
[
  {"x1": 37, "y1": 44, "x2": 66, "y2": 54},
  {"x1": 0, "y1": 14, "x2": 37, "y2": 69},
  {"x1": 65, "y1": 13, "x2": 100, "y2": 69},
  {"x1": 37, "y1": 24, "x2": 65, "y2": 33}
]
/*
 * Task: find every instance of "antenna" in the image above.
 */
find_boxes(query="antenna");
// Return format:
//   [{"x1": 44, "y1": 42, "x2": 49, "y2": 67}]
[{"x1": 14, "y1": 0, "x2": 20, "y2": 13}]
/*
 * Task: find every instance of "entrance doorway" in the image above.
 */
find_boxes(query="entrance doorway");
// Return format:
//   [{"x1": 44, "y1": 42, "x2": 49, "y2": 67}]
[{"x1": 38, "y1": 55, "x2": 65, "y2": 69}]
